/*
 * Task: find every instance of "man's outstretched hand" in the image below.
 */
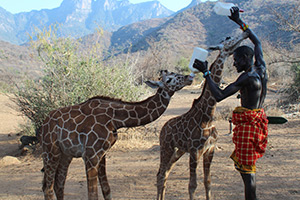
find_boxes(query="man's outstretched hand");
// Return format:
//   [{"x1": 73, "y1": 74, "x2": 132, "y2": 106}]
[
  {"x1": 228, "y1": 6, "x2": 242, "y2": 25},
  {"x1": 193, "y1": 59, "x2": 208, "y2": 73}
]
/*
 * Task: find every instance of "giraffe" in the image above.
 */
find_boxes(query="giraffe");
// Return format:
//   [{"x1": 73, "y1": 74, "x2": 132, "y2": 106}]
[
  {"x1": 156, "y1": 31, "x2": 249, "y2": 200},
  {"x1": 39, "y1": 70, "x2": 193, "y2": 200}
]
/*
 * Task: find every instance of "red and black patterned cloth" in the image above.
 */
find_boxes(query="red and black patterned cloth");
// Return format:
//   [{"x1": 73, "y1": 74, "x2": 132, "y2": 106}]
[{"x1": 230, "y1": 107, "x2": 269, "y2": 173}]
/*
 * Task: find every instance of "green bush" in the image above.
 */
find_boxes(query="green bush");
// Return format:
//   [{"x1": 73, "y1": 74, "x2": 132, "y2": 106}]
[
  {"x1": 289, "y1": 63, "x2": 300, "y2": 102},
  {"x1": 11, "y1": 26, "x2": 150, "y2": 134},
  {"x1": 175, "y1": 56, "x2": 204, "y2": 83},
  {"x1": 175, "y1": 57, "x2": 190, "y2": 74}
]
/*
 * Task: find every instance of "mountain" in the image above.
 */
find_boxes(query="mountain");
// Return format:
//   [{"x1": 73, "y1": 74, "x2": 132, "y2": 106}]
[
  {"x1": 0, "y1": 40, "x2": 42, "y2": 83},
  {"x1": 176, "y1": 0, "x2": 203, "y2": 13},
  {"x1": 0, "y1": 0, "x2": 174, "y2": 45},
  {"x1": 0, "y1": 7, "x2": 17, "y2": 45},
  {"x1": 0, "y1": 0, "x2": 298, "y2": 79},
  {"x1": 110, "y1": 0, "x2": 298, "y2": 57},
  {"x1": 109, "y1": 17, "x2": 169, "y2": 52}
]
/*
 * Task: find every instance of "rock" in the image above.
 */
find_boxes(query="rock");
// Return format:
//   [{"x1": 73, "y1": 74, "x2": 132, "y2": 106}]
[
  {"x1": 0, "y1": 156, "x2": 21, "y2": 166},
  {"x1": 149, "y1": 144, "x2": 160, "y2": 152}
]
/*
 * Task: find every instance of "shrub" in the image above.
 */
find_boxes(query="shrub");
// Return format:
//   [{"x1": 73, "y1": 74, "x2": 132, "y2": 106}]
[
  {"x1": 288, "y1": 63, "x2": 300, "y2": 102},
  {"x1": 11, "y1": 26, "x2": 150, "y2": 134}
]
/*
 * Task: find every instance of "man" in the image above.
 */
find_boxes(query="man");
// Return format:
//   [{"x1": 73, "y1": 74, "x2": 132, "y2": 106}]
[{"x1": 193, "y1": 7, "x2": 268, "y2": 200}]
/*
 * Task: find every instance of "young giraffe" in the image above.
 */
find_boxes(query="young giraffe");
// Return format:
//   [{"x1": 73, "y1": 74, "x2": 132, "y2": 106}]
[
  {"x1": 156, "y1": 32, "x2": 249, "y2": 200},
  {"x1": 39, "y1": 70, "x2": 193, "y2": 200}
]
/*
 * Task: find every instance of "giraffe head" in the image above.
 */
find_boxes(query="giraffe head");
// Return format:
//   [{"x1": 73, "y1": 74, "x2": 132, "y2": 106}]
[
  {"x1": 208, "y1": 31, "x2": 249, "y2": 56},
  {"x1": 145, "y1": 70, "x2": 193, "y2": 92}
]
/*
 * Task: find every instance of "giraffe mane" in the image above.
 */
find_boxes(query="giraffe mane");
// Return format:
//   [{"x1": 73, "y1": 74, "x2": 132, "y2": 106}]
[
  {"x1": 87, "y1": 96, "x2": 123, "y2": 102},
  {"x1": 81, "y1": 94, "x2": 155, "y2": 106}
]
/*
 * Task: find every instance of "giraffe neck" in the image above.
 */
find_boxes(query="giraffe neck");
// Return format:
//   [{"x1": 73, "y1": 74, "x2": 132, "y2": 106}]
[
  {"x1": 208, "y1": 52, "x2": 227, "y2": 85},
  {"x1": 192, "y1": 52, "x2": 228, "y2": 127},
  {"x1": 111, "y1": 88, "x2": 174, "y2": 129}
]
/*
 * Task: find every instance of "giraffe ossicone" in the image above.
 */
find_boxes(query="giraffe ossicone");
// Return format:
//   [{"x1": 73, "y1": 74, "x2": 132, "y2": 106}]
[
  {"x1": 156, "y1": 31, "x2": 248, "y2": 200},
  {"x1": 39, "y1": 69, "x2": 193, "y2": 200}
]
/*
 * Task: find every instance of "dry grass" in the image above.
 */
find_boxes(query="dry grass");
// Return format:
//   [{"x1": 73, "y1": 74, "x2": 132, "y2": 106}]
[
  {"x1": 214, "y1": 105, "x2": 233, "y2": 121},
  {"x1": 264, "y1": 105, "x2": 285, "y2": 116},
  {"x1": 111, "y1": 124, "x2": 159, "y2": 151}
]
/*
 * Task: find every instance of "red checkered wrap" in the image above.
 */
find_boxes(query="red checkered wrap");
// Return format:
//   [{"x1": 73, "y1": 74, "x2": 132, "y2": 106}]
[{"x1": 232, "y1": 107, "x2": 268, "y2": 166}]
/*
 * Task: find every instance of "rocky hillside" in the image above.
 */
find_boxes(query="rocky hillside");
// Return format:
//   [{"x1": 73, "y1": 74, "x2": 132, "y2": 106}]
[
  {"x1": 0, "y1": 0, "x2": 298, "y2": 79},
  {"x1": 113, "y1": 0, "x2": 298, "y2": 56},
  {"x1": 0, "y1": 41, "x2": 42, "y2": 83},
  {"x1": 0, "y1": 0, "x2": 173, "y2": 45}
]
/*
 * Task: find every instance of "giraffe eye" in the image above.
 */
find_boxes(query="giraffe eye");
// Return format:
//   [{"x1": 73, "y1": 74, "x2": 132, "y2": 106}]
[{"x1": 166, "y1": 78, "x2": 172, "y2": 83}]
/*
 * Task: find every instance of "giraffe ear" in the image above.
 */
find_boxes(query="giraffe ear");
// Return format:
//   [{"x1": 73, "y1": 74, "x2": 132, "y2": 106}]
[
  {"x1": 209, "y1": 44, "x2": 223, "y2": 51},
  {"x1": 145, "y1": 80, "x2": 163, "y2": 89}
]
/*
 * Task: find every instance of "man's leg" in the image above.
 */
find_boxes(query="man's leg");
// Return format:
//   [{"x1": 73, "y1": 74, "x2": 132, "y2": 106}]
[{"x1": 240, "y1": 173, "x2": 257, "y2": 200}]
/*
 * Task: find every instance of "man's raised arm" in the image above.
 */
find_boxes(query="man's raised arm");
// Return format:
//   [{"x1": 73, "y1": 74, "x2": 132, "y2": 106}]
[{"x1": 229, "y1": 7, "x2": 265, "y2": 68}]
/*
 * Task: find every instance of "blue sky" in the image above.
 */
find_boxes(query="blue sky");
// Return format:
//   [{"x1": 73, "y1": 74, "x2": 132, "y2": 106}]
[{"x1": 0, "y1": 0, "x2": 216, "y2": 14}]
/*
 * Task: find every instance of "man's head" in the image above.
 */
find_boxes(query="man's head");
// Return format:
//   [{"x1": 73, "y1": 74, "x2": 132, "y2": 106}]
[{"x1": 233, "y1": 45, "x2": 254, "y2": 72}]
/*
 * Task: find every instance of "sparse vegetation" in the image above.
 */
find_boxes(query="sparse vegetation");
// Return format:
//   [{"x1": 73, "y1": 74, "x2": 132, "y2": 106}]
[
  {"x1": 214, "y1": 105, "x2": 233, "y2": 121},
  {"x1": 9, "y1": 26, "x2": 151, "y2": 135},
  {"x1": 0, "y1": 0, "x2": 299, "y2": 138},
  {"x1": 270, "y1": 2, "x2": 300, "y2": 105},
  {"x1": 287, "y1": 63, "x2": 300, "y2": 102}
]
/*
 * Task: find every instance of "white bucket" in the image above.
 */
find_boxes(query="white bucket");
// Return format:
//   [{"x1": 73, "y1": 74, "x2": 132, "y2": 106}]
[
  {"x1": 188, "y1": 47, "x2": 208, "y2": 74},
  {"x1": 213, "y1": 2, "x2": 236, "y2": 16}
]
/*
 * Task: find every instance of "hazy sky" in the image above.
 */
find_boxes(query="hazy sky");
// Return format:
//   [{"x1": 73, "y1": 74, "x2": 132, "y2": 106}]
[{"x1": 0, "y1": 0, "x2": 217, "y2": 14}]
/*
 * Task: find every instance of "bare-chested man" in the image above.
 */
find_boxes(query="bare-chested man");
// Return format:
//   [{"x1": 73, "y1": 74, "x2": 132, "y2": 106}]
[{"x1": 193, "y1": 7, "x2": 268, "y2": 200}]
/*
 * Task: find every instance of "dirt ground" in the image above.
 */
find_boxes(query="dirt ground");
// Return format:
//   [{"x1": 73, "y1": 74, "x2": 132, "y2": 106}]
[{"x1": 0, "y1": 85, "x2": 299, "y2": 200}]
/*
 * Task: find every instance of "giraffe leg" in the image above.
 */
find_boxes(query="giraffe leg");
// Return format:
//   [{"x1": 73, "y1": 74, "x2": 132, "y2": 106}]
[
  {"x1": 54, "y1": 154, "x2": 73, "y2": 200},
  {"x1": 189, "y1": 151, "x2": 201, "y2": 200},
  {"x1": 84, "y1": 156, "x2": 100, "y2": 200},
  {"x1": 98, "y1": 155, "x2": 112, "y2": 200},
  {"x1": 157, "y1": 147, "x2": 184, "y2": 200},
  {"x1": 203, "y1": 146, "x2": 215, "y2": 200},
  {"x1": 42, "y1": 151, "x2": 61, "y2": 200}
]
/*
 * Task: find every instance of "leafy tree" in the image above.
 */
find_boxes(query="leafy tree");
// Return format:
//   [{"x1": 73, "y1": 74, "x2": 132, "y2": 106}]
[{"x1": 11, "y1": 25, "x2": 150, "y2": 135}]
